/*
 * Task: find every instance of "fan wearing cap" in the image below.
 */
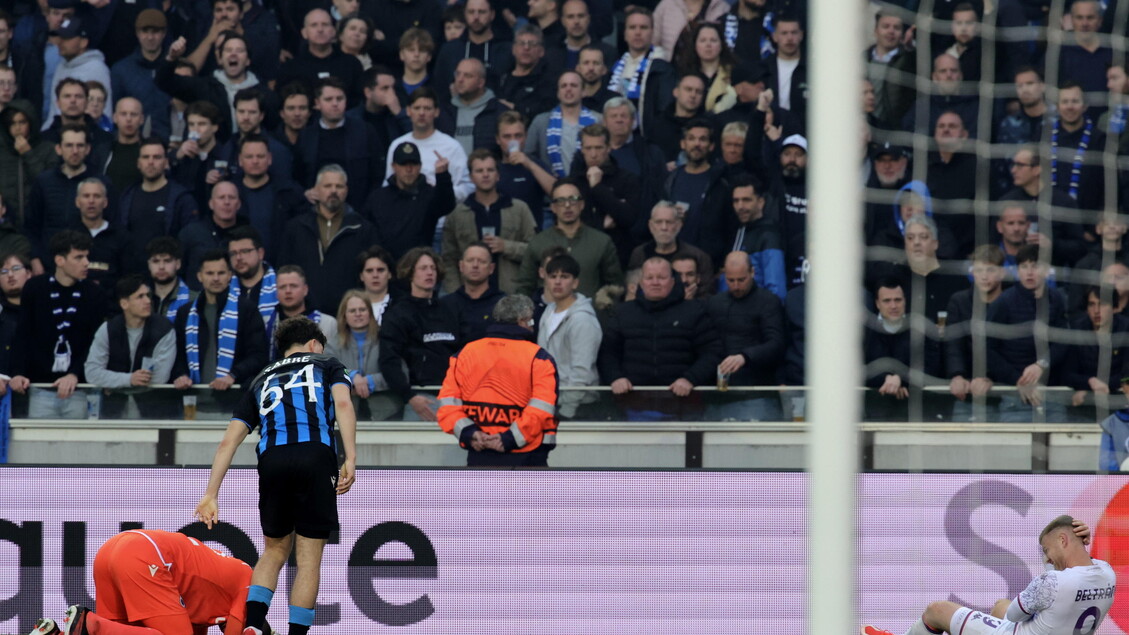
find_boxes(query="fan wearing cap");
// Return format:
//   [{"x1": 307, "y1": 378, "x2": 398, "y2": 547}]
[
  {"x1": 110, "y1": 9, "x2": 173, "y2": 140},
  {"x1": 362, "y1": 140, "x2": 455, "y2": 262},
  {"x1": 46, "y1": 15, "x2": 112, "y2": 124}
]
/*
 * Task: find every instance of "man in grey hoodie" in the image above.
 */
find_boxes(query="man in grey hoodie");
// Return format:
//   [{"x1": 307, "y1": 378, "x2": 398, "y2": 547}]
[
  {"x1": 46, "y1": 17, "x2": 111, "y2": 124},
  {"x1": 443, "y1": 58, "x2": 502, "y2": 156},
  {"x1": 536, "y1": 253, "x2": 602, "y2": 419}
]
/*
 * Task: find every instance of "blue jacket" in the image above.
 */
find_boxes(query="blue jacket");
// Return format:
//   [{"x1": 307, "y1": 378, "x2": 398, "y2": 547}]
[
  {"x1": 1101, "y1": 409, "x2": 1129, "y2": 470},
  {"x1": 727, "y1": 215, "x2": 787, "y2": 300},
  {"x1": 111, "y1": 48, "x2": 172, "y2": 140}
]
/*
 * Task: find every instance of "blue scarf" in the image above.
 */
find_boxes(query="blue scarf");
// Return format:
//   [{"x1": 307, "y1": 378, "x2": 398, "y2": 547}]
[
  {"x1": 608, "y1": 48, "x2": 652, "y2": 100},
  {"x1": 1050, "y1": 117, "x2": 1093, "y2": 201},
  {"x1": 164, "y1": 278, "x2": 191, "y2": 323},
  {"x1": 546, "y1": 106, "x2": 597, "y2": 177},
  {"x1": 246, "y1": 265, "x2": 278, "y2": 325},
  {"x1": 185, "y1": 287, "x2": 241, "y2": 383}
]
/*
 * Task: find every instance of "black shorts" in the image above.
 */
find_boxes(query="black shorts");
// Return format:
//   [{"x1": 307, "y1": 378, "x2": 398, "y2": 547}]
[{"x1": 257, "y1": 442, "x2": 339, "y2": 540}]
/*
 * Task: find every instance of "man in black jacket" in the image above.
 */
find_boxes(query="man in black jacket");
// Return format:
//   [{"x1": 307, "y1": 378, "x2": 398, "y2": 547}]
[
  {"x1": 363, "y1": 141, "x2": 455, "y2": 262},
  {"x1": 278, "y1": 164, "x2": 378, "y2": 314},
  {"x1": 945, "y1": 244, "x2": 1006, "y2": 421},
  {"x1": 571, "y1": 123, "x2": 641, "y2": 267},
  {"x1": 379, "y1": 246, "x2": 462, "y2": 421},
  {"x1": 8, "y1": 230, "x2": 106, "y2": 418},
  {"x1": 296, "y1": 77, "x2": 381, "y2": 210},
  {"x1": 598, "y1": 257, "x2": 722, "y2": 420},
  {"x1": 661, "y1": 119, "x2": 730, "y2": 261},
  {"x1": 986, "y1": 245, "x2": 1068, "y2": 422},
  {"x1": 705, "y1": 251, "x2": 786, "y2": 420},
  {"x1": 171, "y1": 248, "x2": 267, "y2": 391},
  {"x1": 863, "y1": 278, "x2": 942, "y2": 421},
  {"x1": 276, "y1": 8, "x2": 364, "y2": 105}
]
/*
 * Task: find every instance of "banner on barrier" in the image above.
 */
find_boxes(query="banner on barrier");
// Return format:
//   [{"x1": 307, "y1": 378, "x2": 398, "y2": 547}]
[{"x1": 1, "y1": 469, "x2": 1129, "y2": 634}]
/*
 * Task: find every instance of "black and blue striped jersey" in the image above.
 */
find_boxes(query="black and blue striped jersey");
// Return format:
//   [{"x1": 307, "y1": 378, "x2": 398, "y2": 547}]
[{"x1": 232, "y1": 353, "x2": 352, "y2": 456}]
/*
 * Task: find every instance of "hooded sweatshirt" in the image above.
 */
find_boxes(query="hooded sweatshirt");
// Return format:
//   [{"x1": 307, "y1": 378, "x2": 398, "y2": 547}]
[
  {"x1": 537, "y1": 293, "x2": 602, "y2": 417},
  {"x1": 451, "y1": 88, "x2": 496, "y2": 156},
  {"x1": 47, "y1": 49, "x2": 113, "y2": 123}
]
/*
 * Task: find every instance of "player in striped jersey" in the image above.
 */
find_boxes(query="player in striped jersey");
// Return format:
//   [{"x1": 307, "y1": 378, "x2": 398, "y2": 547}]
[{"x1": 195, "y1": 316, "x2": 357, "y2": 635}]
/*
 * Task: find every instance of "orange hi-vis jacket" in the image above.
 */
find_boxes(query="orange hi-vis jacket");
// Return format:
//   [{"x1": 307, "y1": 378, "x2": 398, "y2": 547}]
[{"x1": 437, "y1": 324, "x2": 560, "y2": 453}]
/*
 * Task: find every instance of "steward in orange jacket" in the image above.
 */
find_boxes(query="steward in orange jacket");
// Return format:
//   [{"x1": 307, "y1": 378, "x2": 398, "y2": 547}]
[{"x1": 438, "y1": 319, "x2": 560, "y2": 466}]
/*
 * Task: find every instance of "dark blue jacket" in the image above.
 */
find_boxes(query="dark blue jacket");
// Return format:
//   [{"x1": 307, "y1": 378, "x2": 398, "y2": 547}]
[
  {"x1": 278, "y1": 209, "x2": 380, "y2": 314},
  {"x1": 111, "y1": 48, "x2": 172, "y2": 139},
  {"x1": 295, "y1": 115, "x2": 381, "y2": 210},
  {"x1": 705, "y1": 284, "x2": 785, "y2": 386},
  {"x1": 117, "y1": 180, "x2": 199, "y2": 272},
  {"x1": 26, "y1": 168, "x2": 113, "y2": 263},
  {"x1": 727, "y1": 215, "x2": 787, "y2": 300},
  {"x1": 1062, "y1": 313, "x2": 1129, "y2": 391},
  {"x1": 213, "y1": 133, "x2": 296, "y2": 186},
  {"x1": 440, "y1": 285, "x2": 506, "y2": 344},
  {"x1": 986, "y1": 284, "x2": 1068, "y2": 385},
  {"x1": 362, "y1": 172, "x2": 455, "y2": 262}
]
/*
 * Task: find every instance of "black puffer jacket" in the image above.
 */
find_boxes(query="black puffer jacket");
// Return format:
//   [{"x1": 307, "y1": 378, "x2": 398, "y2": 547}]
[
  {"x1": 705, "y1": 284, "x2": 786, "y2": 386},
  {"x1": 598, "y1": 281, "x2": 722, "y2": 386}
]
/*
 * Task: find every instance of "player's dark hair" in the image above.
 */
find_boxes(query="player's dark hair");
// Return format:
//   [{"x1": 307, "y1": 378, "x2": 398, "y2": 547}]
[
  {"x1": 116, "y1": 274, "x2": 147, "y2": 300},
  {"x1": 545, "y1": 254, "x2": 580, "y2": 278},
  {"x1": 275, "y1": 315, "x2": 326, "y2": 352}
]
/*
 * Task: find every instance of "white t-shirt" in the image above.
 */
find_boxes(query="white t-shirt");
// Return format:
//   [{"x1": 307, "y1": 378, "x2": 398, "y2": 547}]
[
  {"x1": 776, "y1": 58, "x2": 800, "y2": 111},
  {"x1": 385, "y1": 130, "x2": 474, "y2": 202},
  {"x1": 543, "y1": 307, "x2": 569, "y2": 339}
]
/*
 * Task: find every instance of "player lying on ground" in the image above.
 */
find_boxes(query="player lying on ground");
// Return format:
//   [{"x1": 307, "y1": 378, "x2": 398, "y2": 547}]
[
  {"x1": 861, "y1": 515, "x2": 1113, "y2": 635},
  {"x1": 32, "y1": 528, "x2": 270, "y2": 635}
]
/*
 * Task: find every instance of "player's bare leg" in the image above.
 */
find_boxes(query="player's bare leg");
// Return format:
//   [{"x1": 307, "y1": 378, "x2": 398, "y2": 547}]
[
  {"x1": 287, "y1": 536, "x2": 328, "y2": 635},
  {"x1": 862, "y1": 600, "x2": 959, "y2": 635},
  {"x1": 244, "y1": 534, "x2": 295, "y2": 635}
]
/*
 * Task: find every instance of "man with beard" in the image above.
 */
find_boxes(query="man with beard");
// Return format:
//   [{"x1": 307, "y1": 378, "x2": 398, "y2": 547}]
[
  {"x1": 496, "y1": 24, "x2": 557, "y2": 124},
  {"x1": 432, "y1": 0, "x2": 514, "y2": 100},
  {"x1": 864, "y1": 141, "x2": 909, "y2": 251},
  {"x1": 725, "y1": 175, "x2": 784, "y2": 299},
  {"x1": 995, "y1": 66, "x2": 1049, "y2": 146},
  {"x1": 1000, "y1": 145, "x2": 1088, "y2": 267},
  {"x1": 926, "y1": 111, "x2": 976, "y2": 259},
  {"x1": 1044, "y1": 82, "x2": 1106, "y2": 214},
  {"x1": 647, "y1": 72, "x2": 706, "y2": 164},
  {"x1": 146, "y1": 236, "x2": 193, "y2": 322},
  {"x1": 116, "y1": 137, "x2": 199, "y2": 274},
  {"x1": 628, "y1": 201, "x2": 713, "y2": 289},
  {"x1": 769, "y1": 133, "x2": 808, "y2": 253},
  {"x1": 279, "y1": 165, "x2": 378, "y2": 314},
  {"x1": 576, "y1": 46, "x2": 618, "y2": 112},
  {"x1": 901, "y1": 53, "x2": 981, "y2": 138},
  {"x1": 722, "y1": 0, "x2": 773, "y2": 64},
  {"x1": 548, "y1": 0, "x2": 616, "y2": 71},
  {"x1": 661, "y1": 119, "x2": 729, "y2": 261},
  {"x1": 225, "y1": 225, "x2": 276, "y2": 330}
]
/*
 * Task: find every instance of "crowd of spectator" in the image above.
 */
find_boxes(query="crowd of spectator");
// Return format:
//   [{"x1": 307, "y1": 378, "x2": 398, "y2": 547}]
[{"x1": 1, "y1": 0, "x2": 1128, "y2": 423}]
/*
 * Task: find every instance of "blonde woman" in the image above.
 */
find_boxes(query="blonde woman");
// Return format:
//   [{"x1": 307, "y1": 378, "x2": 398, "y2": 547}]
[{"x1": 326, "y1": 290, "x2": 402, "y2": 419}]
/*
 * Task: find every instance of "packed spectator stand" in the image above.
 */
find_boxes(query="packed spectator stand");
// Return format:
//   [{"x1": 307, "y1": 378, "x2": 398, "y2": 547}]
[{"x1": 2, "y1": 0, "x2": 1129, "y2": 451}]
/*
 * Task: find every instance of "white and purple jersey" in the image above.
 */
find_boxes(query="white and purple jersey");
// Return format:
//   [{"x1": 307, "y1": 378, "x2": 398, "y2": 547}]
[{"x1": 1012, "y1": 559, "x2": 1114, "y2": 635}]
